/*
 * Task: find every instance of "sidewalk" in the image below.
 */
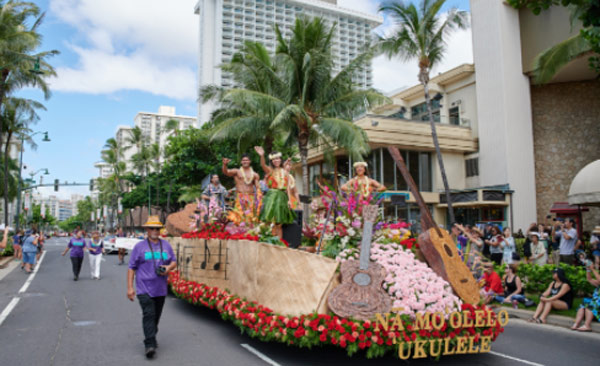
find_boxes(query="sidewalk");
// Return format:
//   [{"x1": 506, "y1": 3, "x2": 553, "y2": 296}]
[{"x1": 504, "y1": 307, "x2": 600, "y2": 332}]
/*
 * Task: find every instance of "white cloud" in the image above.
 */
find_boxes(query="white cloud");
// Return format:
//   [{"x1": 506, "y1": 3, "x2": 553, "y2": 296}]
[
  {"x1": 48, "y1": 0, "x2": 198, "y2": 100},
  {"x1": 48, "y1": 0, "x2": 472, "y2": 98},
  {"x1": 35, "y1": 186, "x2": 91, "y2": 200}
]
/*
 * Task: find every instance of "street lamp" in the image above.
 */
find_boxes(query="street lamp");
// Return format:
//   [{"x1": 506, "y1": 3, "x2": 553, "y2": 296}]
[{"x1": 15, "y1": 131, "x2": 50, "y2": 232}]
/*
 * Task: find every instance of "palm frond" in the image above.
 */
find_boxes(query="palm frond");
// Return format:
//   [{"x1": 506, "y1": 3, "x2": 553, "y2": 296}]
[{"x1": 532, "y1": 34, "x2": 591, "y2": 84}]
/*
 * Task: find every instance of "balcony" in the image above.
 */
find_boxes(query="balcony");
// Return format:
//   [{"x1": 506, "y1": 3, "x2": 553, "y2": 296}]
[{"x1": 353, "y1": 115, "x2": 477, "y2": 153}]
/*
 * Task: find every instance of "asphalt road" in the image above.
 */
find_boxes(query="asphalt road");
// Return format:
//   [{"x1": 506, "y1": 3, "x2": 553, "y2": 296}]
[{"x1": 0, "y1": 237, "x2": 598, "y2": 366}]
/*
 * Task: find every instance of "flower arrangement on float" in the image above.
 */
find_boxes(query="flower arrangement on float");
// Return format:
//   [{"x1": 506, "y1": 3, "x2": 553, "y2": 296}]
[
  {"x1": 306, "y1": 187, "x2": 385, "y2": 259},
  {"x1": 168, "y1": 271, "x2": 504, "y2": 359}
]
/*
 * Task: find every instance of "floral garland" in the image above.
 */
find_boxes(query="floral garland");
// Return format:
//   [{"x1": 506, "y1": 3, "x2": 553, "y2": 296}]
[{"x1": 168, "y1": 271, "x2": 503, "y2": 359}]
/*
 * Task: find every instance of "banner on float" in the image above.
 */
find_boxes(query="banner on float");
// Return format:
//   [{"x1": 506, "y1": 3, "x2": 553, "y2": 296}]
[{"x1": 115, "y1": 238, "x2": 139, "y2": 250}]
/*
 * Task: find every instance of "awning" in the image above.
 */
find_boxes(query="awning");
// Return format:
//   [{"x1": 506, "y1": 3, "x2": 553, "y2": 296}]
[
  {"x1": 568, "y1": 160, "x2": 600, "y2": 206},
  {"x1": 549, "y1": 202, "x2": 589, "y2": 214}
]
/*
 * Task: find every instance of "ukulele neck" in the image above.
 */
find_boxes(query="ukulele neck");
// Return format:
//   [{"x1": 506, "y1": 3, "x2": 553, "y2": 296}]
[{"x1": 359, "y1": 205, "x2": 378, "y2": 270}]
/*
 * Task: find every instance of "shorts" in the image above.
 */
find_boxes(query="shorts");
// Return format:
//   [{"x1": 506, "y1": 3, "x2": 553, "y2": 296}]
[
  {"x1": 22, "y1": 251, "x2": 36, "y2": 264},
  {"x1": 559, "y1": 254, "x2": 574, "y2": 265},
  {"x1": 592, "y1": 250, "x2": 600, "y2": 257}
]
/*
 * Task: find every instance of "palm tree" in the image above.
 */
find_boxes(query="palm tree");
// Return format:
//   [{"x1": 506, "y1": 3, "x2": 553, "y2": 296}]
[
  {"x1": 378, "y1": 0, "x2": 468, "y2": 224},
  {"x1": 163, "y1": 119, "x2": 180, "y2": 137},
  {"x1": 202, "y1": 41, "x2": 286, "y2": 155},
  {"x1": 124, "y1": 126, "x2": 148, "y2": 225},
  {"x1": 0, "y1": 1, "x2": 58, "y2": 167},
  {"x1": 204, "y1": 17, "x2": 387, "y2": 219},
  {"x1": 100, "y1": 137, "x2": 129, "y2": 229},
  {"x1": 1, "y1": 96, "x2": 44, "y2": 224}
]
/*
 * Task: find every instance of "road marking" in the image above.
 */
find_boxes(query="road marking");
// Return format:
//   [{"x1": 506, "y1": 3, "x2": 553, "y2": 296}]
[
  {"x1": 18, "y1": 250, "x2": 46, "y2": 294},
  {"x1": 490, "y1": 351, "x2": 545, "y2": 366},
  {"x1": 0, "y1": 251, "x2": 46, "y2": 327},
  {"x1": 0, "y1": 297, "x2": 20, "y2": 327},
  {"x1": 241, "y1": 344, "x2": 281, "y2": 366}
]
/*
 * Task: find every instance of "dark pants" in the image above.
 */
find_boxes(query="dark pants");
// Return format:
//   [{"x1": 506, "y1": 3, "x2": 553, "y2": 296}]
[
  {"x1": 70, "y1": 256, "x2": 83, "y2": 277},
  {"x1": 490, "y1": 253, "x2": 503, "y2": 265},
  {"x1": 560, "y1": 254, "x2": 574, "y2": 265},
  {"x1": 137, "y1": 294, "x2": 166, "y2": 348}
]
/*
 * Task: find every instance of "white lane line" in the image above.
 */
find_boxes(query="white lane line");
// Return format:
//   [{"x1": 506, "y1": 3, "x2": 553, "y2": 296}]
[
  {"x1": 490, "y1": 351, "x2": 545, "y2": 366},
  {"x1": 18, "y1": 250, "x2": 46, "y2": 294},
  {"x1": 0, "y1": 298, "x2": 20, "y2": 327},
  {"x1": 0, "y1": 251, "x2": 47, "y2": 327},
  {"x1": 241, "y1": 344, "x2": 282, "y2": 366}
]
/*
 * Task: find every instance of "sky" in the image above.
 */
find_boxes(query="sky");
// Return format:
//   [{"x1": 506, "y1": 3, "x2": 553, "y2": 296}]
[{"x1": 21, "y1": 0, "x2": 472, "y2": 199}]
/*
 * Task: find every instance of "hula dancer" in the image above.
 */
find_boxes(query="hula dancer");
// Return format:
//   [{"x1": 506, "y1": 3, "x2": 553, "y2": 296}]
[
  {"x1": 340, "y1": 161, "x2": 386, "y2": 198},
  {"x1": 284, "y1": 159, "x2": 300, "y2": 210},
  {"x1": 222, "y1": 154, "x2": 262, "y2": 223},
  {"x1": 254, "y1": 146, "x2": 296, "y2": 237}
]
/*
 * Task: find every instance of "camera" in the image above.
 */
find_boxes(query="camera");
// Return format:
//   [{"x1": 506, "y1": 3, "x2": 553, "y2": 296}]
[{"x1": 155, "y1": 266, "x2": 167, "y2": 275}]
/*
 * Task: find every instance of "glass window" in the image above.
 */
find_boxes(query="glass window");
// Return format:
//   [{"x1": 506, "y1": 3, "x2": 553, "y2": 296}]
[
  {"x1": 383, "y1": 149, "x2": 396, "y2": 189},
  {"x1": 309, "y1": 164, "x2": 320, "y2": 196},
  {"x1": 395, "y1": 150, "x2": 408, "y2": 191},
  {"x1": 322, "y1": 162, "x2": 335, "y2": 188},
  {"x1": 408, "y1": 151, "x2": 419, "y2": 190},
  {"x1": 419, "y1": 152, "x2": 431, "y2": 192},
  {"x1": 449, "y1": 106, "x2": 459, "y2": 125},
  {"x1": 336, "y1": 156, "x2": 350, "y2": 189}
]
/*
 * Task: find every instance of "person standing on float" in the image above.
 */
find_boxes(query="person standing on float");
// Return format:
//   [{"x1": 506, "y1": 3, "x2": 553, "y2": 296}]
[
  {"x1": 127, "y1": 216, "x2": 176, "y2": 359},
  {"x1": 340, "y1": 161, "x2": 386, "y2": 198},
  {"x1": 222, "y1": 154, "x2": 262, "y2": 222},
  {"x1": 254, "y1": 146, "x2": 296, "y2": 237}
]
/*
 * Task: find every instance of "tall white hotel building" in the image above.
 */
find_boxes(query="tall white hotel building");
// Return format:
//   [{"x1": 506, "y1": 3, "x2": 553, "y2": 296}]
[{"x1": 195, "y1": 0, "x2": 383, "y2": 124}]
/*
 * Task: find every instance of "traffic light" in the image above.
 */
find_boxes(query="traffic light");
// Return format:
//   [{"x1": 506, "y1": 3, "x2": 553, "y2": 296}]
[
  {"x1": 54, "y1": 179, "x2": 59, "y2": 191},
  {"x1": 90, "y1": 179, "x2": 94, "y2": 191}
]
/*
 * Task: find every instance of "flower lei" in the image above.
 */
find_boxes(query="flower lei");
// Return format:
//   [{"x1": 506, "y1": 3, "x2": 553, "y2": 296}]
[
  {"x1": 240, "y1": 167, "x2": 255, "y2": 185},
  {"x1": 268, "y1": 168, "x2": 288, "y2": 189},
  {"x1": 353, "y1": 176, "x2": 371, "y2": 197}
]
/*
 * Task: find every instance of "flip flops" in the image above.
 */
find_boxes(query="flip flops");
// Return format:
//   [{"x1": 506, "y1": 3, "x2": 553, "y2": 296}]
[{"x1": 576, "y1": 326, "x2": 592, "y2": 332}]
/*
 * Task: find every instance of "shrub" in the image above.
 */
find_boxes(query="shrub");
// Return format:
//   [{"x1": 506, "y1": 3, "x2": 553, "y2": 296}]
[{"x1": 494, "y1": 262, "x2": 595, "y2": 297}]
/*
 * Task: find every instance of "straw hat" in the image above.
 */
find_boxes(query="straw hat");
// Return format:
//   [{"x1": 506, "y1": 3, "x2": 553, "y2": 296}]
[
  {"x1": 142, "y1": 215, "x2": 164, "y2": 228},
  {"x1": 592, "y1": 226, "x2": 600, "y2": 235}
]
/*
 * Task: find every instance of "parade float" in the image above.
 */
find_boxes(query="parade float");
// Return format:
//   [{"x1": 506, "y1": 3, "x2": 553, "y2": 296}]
[{"x1": 166, "y1": 147, "x2": 505, "y2": 359}]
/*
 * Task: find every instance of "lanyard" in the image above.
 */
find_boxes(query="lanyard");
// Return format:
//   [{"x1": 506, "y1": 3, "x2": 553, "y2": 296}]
[{"x1": 146, "y1": 239, "x2": 164, "y2": 270}]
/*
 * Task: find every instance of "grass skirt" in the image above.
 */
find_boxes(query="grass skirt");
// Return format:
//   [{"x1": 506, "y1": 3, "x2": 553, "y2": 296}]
[{"x1": 260, "y1": 189, "x2": 296, "y2": 225}]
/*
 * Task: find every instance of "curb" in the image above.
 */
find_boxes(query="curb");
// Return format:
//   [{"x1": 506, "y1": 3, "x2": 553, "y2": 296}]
[
  {"x1": 0, "y1": 255, "x2": 14, "y2": 268},
  {"x1": 504, "y1": 307, "x2": 600, "y2": 332}
]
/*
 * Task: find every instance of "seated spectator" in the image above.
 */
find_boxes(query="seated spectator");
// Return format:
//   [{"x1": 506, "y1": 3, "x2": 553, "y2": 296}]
[
  {"x1": 528, "y1": 232, "x2": 548, "y2": 266},
  {"x1": 572, "y1": 264, "x2": 600, "y2": 332},
  {"x1": 481, "y1": 263, "x2": 503, "y2": 305},
  {"x1": 494, "y1": 263, "x2": 526, "y2": 308},
  {"x1": 530, "y1": 268, "x2": 573, "y2": 324},
  {"x1": 591, "y1": 226, "x2": 600, "y2": 270}
]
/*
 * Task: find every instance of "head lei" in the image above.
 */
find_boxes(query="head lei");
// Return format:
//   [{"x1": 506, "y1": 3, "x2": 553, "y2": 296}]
[
  {"x1": 268, "y1": 152, "x2": 282, "y2": 160},
  {"x1": 353, "y1": 161, "x2": 368, "y2": 169}
]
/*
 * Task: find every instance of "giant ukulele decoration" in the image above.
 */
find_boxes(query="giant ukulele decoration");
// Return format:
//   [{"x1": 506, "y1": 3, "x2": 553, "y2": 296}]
[
  {"x1": 388, "y1": 147, "x2": 480, "y2": 304},
  {"x1": 327, "y1": 205, "x2": 391, "y2": 321}
]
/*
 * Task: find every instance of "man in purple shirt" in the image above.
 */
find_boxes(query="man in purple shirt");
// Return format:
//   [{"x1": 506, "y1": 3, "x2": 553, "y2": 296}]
[
  {"x1": 127, "y1": 216, "x2": 176, "y2": 359},
  {"x1": 61, "y1": 230, "x2": 86, "y2": 281}
]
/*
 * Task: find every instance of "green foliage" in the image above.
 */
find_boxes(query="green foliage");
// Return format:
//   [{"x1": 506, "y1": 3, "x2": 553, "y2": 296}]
[
  {"x1": 494, "y1": 262, "x2": 595, "y2": 296},
  {"x1": 58, "y1": 216, "x2": 83, "y2": 233}
]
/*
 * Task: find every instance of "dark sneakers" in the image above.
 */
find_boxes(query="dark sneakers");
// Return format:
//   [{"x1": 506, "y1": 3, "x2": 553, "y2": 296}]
[{"x1": 145, "y1": 347, "x2": 156, "y2": 359}]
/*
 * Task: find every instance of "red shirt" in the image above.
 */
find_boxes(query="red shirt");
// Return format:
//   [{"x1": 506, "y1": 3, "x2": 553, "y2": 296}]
[{"x1": 484, "y1": 271, "x2": 503, "y2": 294}]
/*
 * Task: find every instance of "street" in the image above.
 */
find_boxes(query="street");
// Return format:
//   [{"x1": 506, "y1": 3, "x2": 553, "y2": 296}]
[{"x1": 0, "y1": 237, "x2": 598, "y2": 366}]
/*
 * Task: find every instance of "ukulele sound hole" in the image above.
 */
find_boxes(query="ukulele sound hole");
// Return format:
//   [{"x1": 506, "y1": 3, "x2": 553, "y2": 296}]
[
  {"x1": 460, "y1": 278, "x2": 469, "y2": 283},
  {"x1": 443, "y1": 243, "x2": 454, "y2": 257}
]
